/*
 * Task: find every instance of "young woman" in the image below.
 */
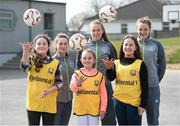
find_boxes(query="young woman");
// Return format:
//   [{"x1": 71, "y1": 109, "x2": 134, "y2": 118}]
[
  {"x1": 103, "y1": 35, "x2": 149, "y2": 125},
  {"x1": 19, "y1": 34, "x2": 63, "y2": 125},
  {"x1": 136, "y1": 16, "x2": 166, "y2": 125},
  {"x1": 52, "y1": 33, "x2": 76, "y2": 125},
  {"x1": 70, "y1": 48, "x2": 107, "y2": 126},
  {"x1": 77, "y1": 19, "x2": 117, "y2": 125}
]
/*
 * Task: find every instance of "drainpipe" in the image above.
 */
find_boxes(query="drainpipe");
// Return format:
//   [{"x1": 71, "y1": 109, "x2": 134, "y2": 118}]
[
  {"x1": 179, "y1": 22, "x2": 180, "y2": 37},
  {"x1": 28, "y1": 0, "x2": 32, "y2": 42}
]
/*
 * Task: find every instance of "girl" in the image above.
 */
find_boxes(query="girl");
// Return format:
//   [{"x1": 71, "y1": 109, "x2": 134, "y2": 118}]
[
  {"x1": 136, "y1": 16, "x2": 166, "y2": 125},
  {"x1": 103, "y1": 35, "x2": 148, "y2": 125},
  {"x1": 70, "y1": 48, "x2": 107, "y2": 126},
  {"x1": 52, "y1": 33, "x2": 75, "y2": 125},
  {"x1": 77, "y1": 19, "x2": 117, "y2": 125},
  {"x1": 19, "y1": 34, "x2": 63, "y2": 125}
]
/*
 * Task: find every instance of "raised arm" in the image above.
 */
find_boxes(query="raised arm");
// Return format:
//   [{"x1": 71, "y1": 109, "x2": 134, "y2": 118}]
[{"x1": 19, "y1": 42, "x2": 33, "y2": 65}]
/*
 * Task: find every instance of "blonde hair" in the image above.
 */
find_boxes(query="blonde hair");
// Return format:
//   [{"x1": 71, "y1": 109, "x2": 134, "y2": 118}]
[
  {"x1": 136, "y1": 16, "x2": 152, "y2": 29},
  {"x1": 53, "y1": 33, "x2": 69, "y2": 53}
]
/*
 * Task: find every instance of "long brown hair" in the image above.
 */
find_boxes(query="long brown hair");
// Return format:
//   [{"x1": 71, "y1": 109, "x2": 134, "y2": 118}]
[
  {"x1": 30, "y1": 34, "x2": 51, "y2": 72},
  {"x1": 119, "y1": 35, "x2": 142, "y2": 60},
  {"x1": 90, "y1": 19, "x2": 117, "y2": 59}
]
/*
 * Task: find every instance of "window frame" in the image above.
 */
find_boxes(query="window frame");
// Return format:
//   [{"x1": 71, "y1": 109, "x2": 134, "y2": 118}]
[
  {"x1": 0, "y1": 9, "x2": 15, "y2": 31},
  {"x1": 121, "y1": 23, "x2": 127, "y2": 34},
  {"x1": 162, "y1": 22, "x2": 169, "y2": 31}
]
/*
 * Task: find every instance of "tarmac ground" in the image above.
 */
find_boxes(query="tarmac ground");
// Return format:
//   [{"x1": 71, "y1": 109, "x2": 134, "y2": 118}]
[{"x1": 0, "y1": 69, "x2": 180, "y2": 125}]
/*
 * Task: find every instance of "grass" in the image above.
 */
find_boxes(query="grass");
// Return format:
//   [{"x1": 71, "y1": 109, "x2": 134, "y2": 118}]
[
  {"x1": 111, "y1": 40, "x2": 121, "y2": 56},
  {"x1": 158, "y1": 37, "x2": 180, "y2": 64},
  {"x1": 167, "y1": 49, "x2": 180, "y2": 63},
  {"x1": 157, "y1": 37, "x2": 180, "y2": 46},
  {"x1": 111, "y1": 37, "x2": 180, "y2": 64}
]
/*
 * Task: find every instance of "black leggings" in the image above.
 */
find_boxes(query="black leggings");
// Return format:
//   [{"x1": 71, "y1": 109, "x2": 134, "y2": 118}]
[{"x1": 27, "y1": 110, "x2": 55, "y2": 125}]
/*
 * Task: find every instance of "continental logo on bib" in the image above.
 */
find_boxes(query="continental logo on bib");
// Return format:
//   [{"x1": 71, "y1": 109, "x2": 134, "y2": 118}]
[
  {"x1": 116, "y1": 80, "x2": 138, "y2": 86},
  {"x1": 77, "y1": 89, "x2": 98, "y2": 95},
  {"x1": 29, "y1": 74, "x2": 54, "y2": 85}
]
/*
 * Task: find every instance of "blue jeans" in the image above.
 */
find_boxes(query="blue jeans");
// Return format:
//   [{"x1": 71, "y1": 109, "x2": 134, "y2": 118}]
[
  {"x1": 54, "y1": 100, "x2": 72, "y2": 125},
  {"x1": 146, "y1": 86, "x2": 160, "y2": 125},
  {"x1": 114, "y1": 99, "x2": 142, "y2": 125}
]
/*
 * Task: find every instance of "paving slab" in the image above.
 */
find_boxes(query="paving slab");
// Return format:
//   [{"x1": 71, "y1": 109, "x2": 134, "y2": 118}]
[{"x1": 0, "y1": 69, "x2": 180, "y2": 125}]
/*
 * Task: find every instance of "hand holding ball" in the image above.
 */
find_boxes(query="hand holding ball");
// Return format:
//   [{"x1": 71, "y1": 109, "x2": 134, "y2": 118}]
[{"x1": 23, "y1": 8, "x2": 41, "y2": 27}]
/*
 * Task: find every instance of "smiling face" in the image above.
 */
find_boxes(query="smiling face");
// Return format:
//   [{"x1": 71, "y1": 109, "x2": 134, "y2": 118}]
[
  {"x1": 90, "y1": 23, "x2": 103, "y2": 41},
  {"x1": 34, "y1": 37, "x2": 49, "y2": 58},
  {"x1": 56, "y1": 37, "x2": 68, "y2": 56},
  {"x1": 137, "y1": 22, "x2": 151, "y2": 40},
  {"x1": 123, "y1": 38, "x2": 137, "y2": 58},
  {"x1": 81, "y1": 50, "x2": 96, "y2": 70}
]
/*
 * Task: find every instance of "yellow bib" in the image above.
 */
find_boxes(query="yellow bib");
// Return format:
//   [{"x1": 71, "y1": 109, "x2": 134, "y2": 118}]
[
  {"x1": 73, "y1": 69, "x2": 103, "y2": 116},
  {"x1": 113, "y1": 59, "x2": 142, "y2": 107},
  {"x1": 26, "y1": 59, "x2": 59, "y2": 113}
]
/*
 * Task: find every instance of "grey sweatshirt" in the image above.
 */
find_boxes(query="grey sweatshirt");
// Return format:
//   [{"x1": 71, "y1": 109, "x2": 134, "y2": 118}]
[
  {"x1": 138, "y1": 37, "x2": 166, "y2": 87},
  {"x1": 53, "y1": 52, "x2": 76, "y2": 103}
]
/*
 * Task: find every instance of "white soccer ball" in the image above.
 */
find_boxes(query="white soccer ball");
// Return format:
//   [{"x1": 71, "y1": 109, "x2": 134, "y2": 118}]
[
  {"x1": 23, "y1": 8, "x2": 41, "y2": 27},
  {"x1": 99, "y1": 5, "x2": 117, "y2": 23},
  {"x1": 69, "y1": 33, "x2": 87, "y2": 51}
]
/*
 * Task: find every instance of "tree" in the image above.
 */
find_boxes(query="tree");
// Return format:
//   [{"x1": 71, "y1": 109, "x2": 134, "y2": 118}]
[
  {"x1": 67, "y1": 12, "x2": 91, "y2": 32},
  {"x1": 86, "y1": 0, "x2": 124, "y2": 15},
  {"x1": 67, "y1": 0, "x2": 137, "y2": 31}
]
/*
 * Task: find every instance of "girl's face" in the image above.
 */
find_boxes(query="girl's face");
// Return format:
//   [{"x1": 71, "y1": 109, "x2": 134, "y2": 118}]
[
  {"x1": 90, "y1": 23, "x2": 103, "y2": 41},
  {"x1": 137, "y1": 22, "x2": 150, "y2": 40},
  {"x1": 56, "y1": 37, "x2": 68, "y2": 56},
  {"x1": 81, "y1": 51, "x2": 95, "y2": 69},
  {"x1": 123, "y1": 38, "x2": 136, "y2": 58},
  {"x1": 35, "y1": 38, "x2": 49, "y2": 57}
]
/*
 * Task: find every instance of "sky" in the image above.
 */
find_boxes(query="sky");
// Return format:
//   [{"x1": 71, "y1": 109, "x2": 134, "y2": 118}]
[
  {"x1": 35, "y1": 0, "x2": 180, "y2": 23},
  {"x1": 36, "y1": 0, "x2": 131, "y2": 22},
  {"x1": 65, "y1": 0, "x2": 89, "y2": 22},
  {"x1": 36, "y1": 0, "x2": 138, "y2": 23},
  {"x1": 36, "y1": 0, "x2": 89, "y2": 22}
]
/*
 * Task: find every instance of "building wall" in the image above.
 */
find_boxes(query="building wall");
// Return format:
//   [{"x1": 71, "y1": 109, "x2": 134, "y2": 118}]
[
  {"x1": 103, "y1": 22, "x2": 121, "y2": 33},
  {"x1": 0, "y1": 1, "x2": 29, "y2": 53},
  {"x1": 80, "y1": 19, "x2": 164, "y2": 39},
  {"x1": 31, "y1": 1, "x2": 66, "y2": 38},
  {"x1": 0, "y1": 0, "x2": 66, "y2": 53},
  {"x1": 0, "y1": 0, "x2": 66, "y2": 66}
]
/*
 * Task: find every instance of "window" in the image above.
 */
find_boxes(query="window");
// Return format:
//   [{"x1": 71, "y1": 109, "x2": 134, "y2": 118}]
[
  {"x1": 121, "y1": 24, "x2": 127, "y2": 34},
  {"x1": 44, "y1": 13, "x2": 54, "y2": 38},
  {"x1": 44, "y1": 13, "x2": 53, "y2": 30},
  {"x1": 0, "y1": 10, "x2": 14, "y2": 31},
  {"x1": 163, "y1": 22, "x2": 169, "y2": 31}
]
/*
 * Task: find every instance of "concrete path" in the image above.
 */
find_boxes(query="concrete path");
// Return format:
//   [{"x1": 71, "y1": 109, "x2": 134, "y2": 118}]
[{"x1": 0, "y1": 69, "x2": 180, "y2": 125}]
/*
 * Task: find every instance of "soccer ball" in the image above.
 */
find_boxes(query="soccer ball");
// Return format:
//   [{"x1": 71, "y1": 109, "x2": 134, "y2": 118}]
[
  {"x1": 99, "y1": 5, "x2": 117, "y2": 23},
  {"x1": 23, "y1": 8, "x2": 41, "y2": 27},
  {"x1": 69, "y1": 33, "x2": 87, "y2": 51}
]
